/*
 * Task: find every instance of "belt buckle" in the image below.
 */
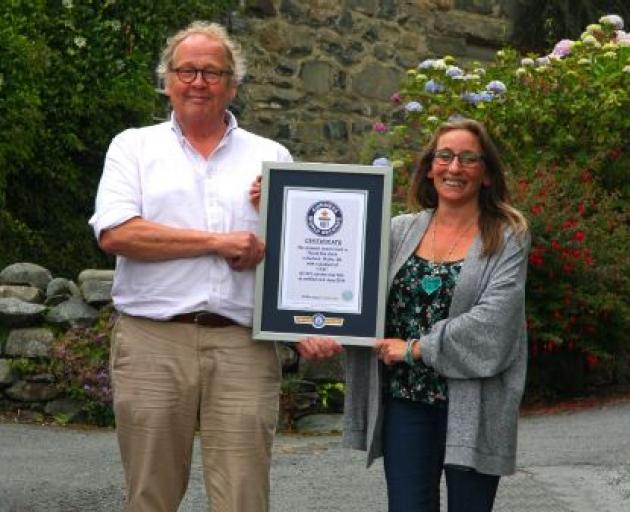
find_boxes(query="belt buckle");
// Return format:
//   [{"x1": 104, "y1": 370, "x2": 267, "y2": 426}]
[{"x1": 193, "y1": 312, "x2": 215, "y2": 325}]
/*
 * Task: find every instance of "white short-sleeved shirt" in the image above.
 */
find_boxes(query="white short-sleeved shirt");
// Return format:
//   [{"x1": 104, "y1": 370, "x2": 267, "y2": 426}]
[{"x1": 89, "y1": 112, "x2": 293, "y2": 326}]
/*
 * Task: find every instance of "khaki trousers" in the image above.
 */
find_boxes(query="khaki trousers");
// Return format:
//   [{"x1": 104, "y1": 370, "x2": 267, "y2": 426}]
[{"x1": 110, "y1": 315, "x2": 281, "y2": 512}]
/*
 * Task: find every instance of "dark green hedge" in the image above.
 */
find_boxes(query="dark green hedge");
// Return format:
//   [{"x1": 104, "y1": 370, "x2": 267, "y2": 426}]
[{"x1": 0, "y1": 0, "x2": 235, "y2": 277}]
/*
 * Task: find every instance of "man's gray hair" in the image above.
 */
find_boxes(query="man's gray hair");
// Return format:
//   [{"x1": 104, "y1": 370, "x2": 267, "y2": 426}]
[{"x1": 156, "y1": 21, "x2": 246, "y2": 85}]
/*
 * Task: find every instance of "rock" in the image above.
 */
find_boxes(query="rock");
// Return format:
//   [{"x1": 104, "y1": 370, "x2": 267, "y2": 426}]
[
  {"x1": 435, "y1": 7, "x2": 513, "y2": 44},
  {"x1": 5, "y1": 328, "x2": 55, "y2": 358},
  {"x1": 0, "y1": 359, "x2": 14, "y2": 386},
  {"x1": 46, "y1": 297, "x2": 99, "y2": 328},
  {"x1": 0, "y1": 298, "x2": 47, "y2": 327},
  {"x1": 300, "y1": 352, "x2": 345, "y2": 382},
  {"x1": 244, "y1": 0, "x2": 277, "y2": 17},
  {"x1": 295, "y1": 413, "x2": 344, "y2": 434},
  {"x1": 324, "y1": 121, "x2": 348, "y2": 141},
  {"x1": 4, "y1": 380, "x2": 61, "y2": 402},
  {"x1": 77, "y1": 269, "x2": 114, "y2": 284},
  {"x1": 352, "y1": 61, "x2": 402, "y2": 100},
  {"x1": 26, "y1": 373, "x2": 56, "y2": 384},
  {"x1": 300, "y1": 60, "x2": 334, "y2": 94},
  {"x1": 0, "y1": 285, "x2": 43, "y2": 303},
  {"x1": 0, "y1": 263, "x2": 53, "y2": 291},
  {"x1": 80, "y1": 280, "x2": 113, "y2": 306},
  {"x1": 44, "y1": 397, "x2": 86, "y2": 422},
  {"x1": 278, "y1": 343, "x2": 300, "y2": 371},
  {"x1": 46, "y1": 277, "x2": 81, "y2": 300}
]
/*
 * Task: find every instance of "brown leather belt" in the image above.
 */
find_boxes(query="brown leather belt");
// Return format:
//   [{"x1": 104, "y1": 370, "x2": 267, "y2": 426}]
[{"x1": 170, "y1": 311, "x2": 237, "y2": 328}]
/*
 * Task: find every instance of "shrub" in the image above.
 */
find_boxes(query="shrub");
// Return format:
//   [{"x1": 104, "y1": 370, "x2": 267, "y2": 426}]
[
  {"x1": 366, "y1": 14, "x2": 629, "y2": 397},
  {"x1": 51, "y1": 306, "x2": 116, "y2": 426},
  {"x1": 0, "y1": 1, "x2": 235, "y2": 276}
]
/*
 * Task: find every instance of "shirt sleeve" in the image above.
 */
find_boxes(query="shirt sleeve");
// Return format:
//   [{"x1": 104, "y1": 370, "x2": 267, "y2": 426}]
[
  {"x1": 88, "y1": 129, "x2": 143, "y2": 240},
  {"x1": 420, "y1": 230, "x2": 530, "y2": 379}
]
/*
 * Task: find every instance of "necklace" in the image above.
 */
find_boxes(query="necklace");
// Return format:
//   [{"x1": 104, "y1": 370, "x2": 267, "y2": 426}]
[{"x1": 420, "y1": 212, "x2": 478, "y2": 295}]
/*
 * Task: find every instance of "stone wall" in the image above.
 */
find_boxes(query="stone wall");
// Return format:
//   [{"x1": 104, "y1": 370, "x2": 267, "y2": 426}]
[
  {"x1": 227, "y1": 0, "x2": 517, "y2": 163},
  {"x1": 0, "y1": 262, "x2": 342, "y2": 430},
  {"x1": 0, "y1": 263, "x2": 112, "y2": 421}
]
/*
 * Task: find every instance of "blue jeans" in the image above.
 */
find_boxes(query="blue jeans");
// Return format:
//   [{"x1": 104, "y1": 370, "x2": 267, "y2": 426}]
[{"x1": 383, "y1": 398, "x2": 500, "y2": 512}]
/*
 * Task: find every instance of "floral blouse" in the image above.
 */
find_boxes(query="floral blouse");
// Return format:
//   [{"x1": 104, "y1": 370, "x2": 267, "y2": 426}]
[{"x1": 385, "y1": 254, "x2": 463, "y2": 405}]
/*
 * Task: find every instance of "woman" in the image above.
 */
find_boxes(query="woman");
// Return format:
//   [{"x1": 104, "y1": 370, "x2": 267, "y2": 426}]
[{"x1": 297, "y1": 119, "x2": 530, "y2": 511}]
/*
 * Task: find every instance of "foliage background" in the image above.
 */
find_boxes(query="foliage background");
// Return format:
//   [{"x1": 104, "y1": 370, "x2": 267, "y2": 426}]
[
  {"x1": 0, "y1": 0, "x2": 235, "y2": 277},
  {"x1": 365, "y1": 14, "x2": 629, "y2": 399}
]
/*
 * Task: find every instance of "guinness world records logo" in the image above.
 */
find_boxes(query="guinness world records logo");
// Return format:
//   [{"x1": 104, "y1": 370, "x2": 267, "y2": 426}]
[{"x1": 306, "y1": 201, "x2": 343, "y2": 236}]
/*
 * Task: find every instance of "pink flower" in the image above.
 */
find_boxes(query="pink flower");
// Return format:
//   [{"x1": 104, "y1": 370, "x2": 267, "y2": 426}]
[
  {"x1": 390, "y1": 92, "x2": 401, "y2": 104},
  {"x1": 552, "y1": 39, "x2": 574, "y2": 57},
  {"x1": 372, "y1": 122, "x2": 387, "y2": 133}
]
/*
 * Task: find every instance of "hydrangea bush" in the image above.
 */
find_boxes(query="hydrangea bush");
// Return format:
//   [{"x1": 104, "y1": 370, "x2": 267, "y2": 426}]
[{"x1": 366, "y1": 15, "x2": 629, "y2": 397}]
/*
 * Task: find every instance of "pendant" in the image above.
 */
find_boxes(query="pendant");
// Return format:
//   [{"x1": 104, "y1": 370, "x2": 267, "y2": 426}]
[{"x1": 421, "y1": 275, "x2": 442, "y2": 295}]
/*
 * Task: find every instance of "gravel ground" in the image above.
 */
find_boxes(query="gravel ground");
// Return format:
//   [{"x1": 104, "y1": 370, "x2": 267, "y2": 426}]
[{"x1": 1, "y1": 400, "x2": 630, "y2": 511}]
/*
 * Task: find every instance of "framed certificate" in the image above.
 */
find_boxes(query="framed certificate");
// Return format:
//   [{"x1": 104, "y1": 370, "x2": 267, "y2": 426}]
[{"x1": 253, "y1": 161, "x2": 392, "y2": 346}]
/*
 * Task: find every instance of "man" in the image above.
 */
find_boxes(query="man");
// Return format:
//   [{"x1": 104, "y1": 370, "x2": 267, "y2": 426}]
[{"x1": 89, "y1": 21, "x2": 292, "y2": 512}]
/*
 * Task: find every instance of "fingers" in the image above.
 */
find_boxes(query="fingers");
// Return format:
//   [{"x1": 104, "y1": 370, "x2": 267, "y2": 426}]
[
  {"x1": 249, "y1": 175, "x2": 262, "y2": 211},
  {"x1": 373, "y1": 339, "x2": 406, "y2": 366},
  {"x1": 296, "y1": 337, "x2": 343, "y2": 360},
  {"x1": 223, "y1": 232, "x2": 265, "y2": 270}
]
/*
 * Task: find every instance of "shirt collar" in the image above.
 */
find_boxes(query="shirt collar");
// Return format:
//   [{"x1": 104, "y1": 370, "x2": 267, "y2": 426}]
[{"x1": 169, "y1": 110, "x2": 239, "y2": 147}]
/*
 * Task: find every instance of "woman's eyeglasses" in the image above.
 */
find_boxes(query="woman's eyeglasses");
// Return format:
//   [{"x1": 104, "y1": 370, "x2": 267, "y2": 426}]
[{"x1": 433, "y1": 149, "x2": 484, "y2": 167}]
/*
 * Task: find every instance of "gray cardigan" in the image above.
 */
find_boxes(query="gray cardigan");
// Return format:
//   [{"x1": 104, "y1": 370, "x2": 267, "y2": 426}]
[{"x1": 343, "y1": 210, "x2": 530, "y2": 476}]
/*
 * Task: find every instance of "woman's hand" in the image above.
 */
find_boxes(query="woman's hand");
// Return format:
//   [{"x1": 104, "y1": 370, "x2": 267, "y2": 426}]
[
  {"x1": 296, "y1": 336, "x2": 344, "y2": 360},
  {"x1": 373, "y1": 338, "x2": 409, "y2": 366},
  {"x1": 249, "y1": 175, "x2": 262, "y2": 212}
]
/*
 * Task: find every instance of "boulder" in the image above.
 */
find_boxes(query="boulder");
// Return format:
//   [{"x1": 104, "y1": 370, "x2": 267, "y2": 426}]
[
  {"x1": 4, "y1": 380, "x2": 60, "y2": 402},
  {"x1": 80, "y1": 280, "x2": 113, "y2": 305},
  {"x1": 295, "y1": 413, "x2": 344, "y2": 434},
  {"x1": 77, "y1": 269, "x2": 114, "y2": 284},
  {"x1": 46, "y1": 278, "x2": 81, "y2": 306},
  {"x1": 5, "y1": 328, "x2": 55, "y2": 358},
  {"x1": 299, "y1": 352, "x2": 345, "y2": 382},
  {"x1": 0, "y1": 285, "x2": 43, "y2": 303},
  {"x1": 0, "y1": 263, "x2": 53, "y2": 291},
  {"x1": 44, "y1": 397, "x2": 86, "y2": 423},
  {"x1": 0, "y1": 298, "x2": 47, "y2": 327},
  {"x1": 0, "y1": 359, "x2": 14, "y2": 386},
  {"x1": 46, "y1": 297, "x2": 99, "y2": 328}
]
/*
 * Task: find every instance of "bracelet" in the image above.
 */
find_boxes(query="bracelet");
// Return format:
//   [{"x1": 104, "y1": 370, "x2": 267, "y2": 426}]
[{"x1": 404, "y1": 338, "x2": 420, "y2": 366}]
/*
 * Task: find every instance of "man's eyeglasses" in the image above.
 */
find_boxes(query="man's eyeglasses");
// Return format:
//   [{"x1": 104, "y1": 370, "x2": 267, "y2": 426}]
[
  {"x1": 433, "y1": 149, "x2": 484, "y2": 167},
  {"x1": 169, "y1": 67, "x2": 233, "y2": 84}
]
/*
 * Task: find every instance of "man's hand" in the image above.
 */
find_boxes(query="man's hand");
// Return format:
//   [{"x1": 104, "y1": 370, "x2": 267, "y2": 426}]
[
  {"x1": 249, "y1": 175, "x2": 262, "y2": 212},
  {"x1": 296, "y1": 336, "x2": 344, "y2": 360},
  {"x1": 219, "y1": 231, "x2": 265, "y2": 270}
]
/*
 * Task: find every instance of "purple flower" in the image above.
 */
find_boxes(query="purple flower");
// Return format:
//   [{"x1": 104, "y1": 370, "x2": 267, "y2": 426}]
[
  {"x1": 478, "y1": 91, "x2": 494, "y2": 102},
  {"x1": 461, "y1": 92, "x2": 482, "y2": 105},
  {"x1": 418, "y1": 59, "x2": 435, "y2": 70},
  {"x1": 445, "y1": 66, "x2": 464, "y2": 78},
  {"x1": 486, "y1": 80, "x2": 506, "y2": 94},
  {"x1": 424, "y1": 79, "x2": 445, "y2": 94},
  {"x1": 536, "y1": 56, "x2": 550, "y2": 66},
  {"x1": 390, "y1": 91, "x2": 401, "y2": 104},
  {"x1": 372, "y1": 122, "x2": 387, "y2": 133},
  {"x1": 552, "y1": 39, "x2": 574, "y2": 57},
  {"x1": 404, "y1": 101, "x2": 423, "y2": 113},
  {"x1": 372, "y1": 157, "x2": 391, "y2": 167}
]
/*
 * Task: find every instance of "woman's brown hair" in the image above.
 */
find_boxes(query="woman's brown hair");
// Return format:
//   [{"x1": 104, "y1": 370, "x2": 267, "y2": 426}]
[{"x1": 408, "y1": 119, "x2": 528, "y2": 256}]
